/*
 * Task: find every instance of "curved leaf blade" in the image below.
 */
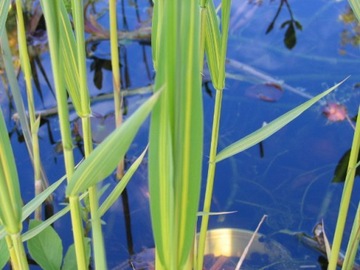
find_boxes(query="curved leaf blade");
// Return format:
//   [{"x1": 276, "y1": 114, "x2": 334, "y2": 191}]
[
  {"x1": 215, "y1": 78, "x2": 348, "y2": 162},
  {"x1": 66, "y1": 92, "x2": 160, "y2": 196}
]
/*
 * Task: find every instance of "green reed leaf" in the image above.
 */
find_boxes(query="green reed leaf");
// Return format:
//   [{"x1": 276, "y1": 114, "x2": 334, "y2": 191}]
[
  {"x1": 204, "y1": 1, "x2": 221, "y2": 88},
  {"x1": 0, "y1": 108, "x2": 22, "y2": 234},
  {"x1": 149, "y1": 1, "x2": 203, "y2": 267},
  {"x1": 348, "y1": 0, "x2": 360, "y2": 22},
  {"x1": 59, "y1": 1, "x2": 83, "y2": 115},
  {"x1": 22, "y1": 192, "x2": 87, "y2": 242},
  {"x1": 99, "y1": 146, "x2": 148, "y2": 217},
  {"x1": 22, "y1": 176, "x2": 66, "y2": 222},
  {"x1": 0, "y1": 0, "x2": 10, "y2": 38},
  {"x1": 216, "y1": 78, "x2": 348, "y2": 162},
  {"x1": 66, "y1": 92, "x2": 161, "y2": 196}
]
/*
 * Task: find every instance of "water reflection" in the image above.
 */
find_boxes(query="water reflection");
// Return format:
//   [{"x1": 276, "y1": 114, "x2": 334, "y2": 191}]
[{"x1": 1, "y1": 0, "x2": 360, "y2": 269}]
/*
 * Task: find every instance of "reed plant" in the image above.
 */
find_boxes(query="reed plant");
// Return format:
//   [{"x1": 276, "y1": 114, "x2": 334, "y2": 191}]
[{"x1": 0, "y1": 0, "x2": 354, "y2": 269}]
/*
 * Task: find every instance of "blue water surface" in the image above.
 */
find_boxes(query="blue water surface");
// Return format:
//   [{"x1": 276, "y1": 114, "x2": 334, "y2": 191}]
[{"x1": 1, "y1": 0, "x2": 360, "y2": 269}]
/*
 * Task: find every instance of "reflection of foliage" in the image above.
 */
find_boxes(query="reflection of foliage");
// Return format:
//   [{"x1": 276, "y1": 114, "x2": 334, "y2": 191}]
[
  {"x1": 265, "y1": 0, "x2": 302, "y2": 50},
  {"x1": 339, "y1": 6, "x2": 360, "y2": 52}
]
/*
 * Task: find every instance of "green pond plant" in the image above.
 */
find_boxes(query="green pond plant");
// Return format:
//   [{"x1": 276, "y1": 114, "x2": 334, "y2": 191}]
[{"x1": 0, "y1": 0, "x2": 357, "y2": 269}]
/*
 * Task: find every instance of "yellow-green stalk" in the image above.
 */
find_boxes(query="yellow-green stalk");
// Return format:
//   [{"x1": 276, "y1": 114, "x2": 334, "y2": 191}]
[
  {"x1": 109, "y1": 0, "x2": 125, "y2": 180},
  {"x1": 0, "y1": 106, "x2": 28, "y2": 269},
  {"x1": 197, "y1": 1, "x2": 231, "y2": 268},
  {"x1": 328, "y1": 105, "x2": 360, "y2": 269},
  {"x1": 39, "y1": 1, "x2": 88, "y2": 268},
  {"x1": 71, "y1": 0, "x2": 106, "y2": 268},
  {"x1": 15, "y1": 0, "x2": 43, "y2": 220}
]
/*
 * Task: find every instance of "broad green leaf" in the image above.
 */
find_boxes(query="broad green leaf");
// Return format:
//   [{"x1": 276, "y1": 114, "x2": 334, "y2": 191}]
[
  {"x1": 149, "y1": 0, "x2": 203, "y2": 267},
  {"x1": 27, "y1": 220, "x2": 63, "y2": 270},
  {"x1": 66, "y1": 91, "x2": 161, "y2": 196},
  {"x1": 216, "y1": 79, "x2": 347, "y2": 162},
  {"x1": 0, "y1": 237, "x2": 9, "y2": 269},
  {"x1": 62, "y1": 238, "x2": 91, "y2": 270},
  {"x1": 99, "y1": 146, "x2": 148, "y2": 217},
  {"x1": 175, "y1": 2, "x2": 203, "y2": 266},
  {"x1": 0, "y1": 0, "x2": 10, "y2": 38}
]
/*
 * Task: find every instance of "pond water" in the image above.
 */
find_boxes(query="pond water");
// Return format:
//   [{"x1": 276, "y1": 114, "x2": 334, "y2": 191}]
[{"x1": 1, "y1": 0, "x2": 360, "y2": 269}]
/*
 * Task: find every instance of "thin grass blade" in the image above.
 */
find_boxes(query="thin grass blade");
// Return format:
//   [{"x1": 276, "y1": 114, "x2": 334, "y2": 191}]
[
  {"x1": 216, "y1": 79, "x2": 347, "y2": 162},
  {"x1": 22, "y1": 192, "x2": 87, "y2": 242},
  {"x1": 204, "y1": 1, "x2": 221, "y2": 87},
  {"x1": 99, "y1": 146, "x2": 148, "y2": 216},
  {"x1": 22, "y1": 176, "x2": 66, "y2": 222},
  {"x1": 59, "y1": 1, "x2": 83, "y2": 114}
]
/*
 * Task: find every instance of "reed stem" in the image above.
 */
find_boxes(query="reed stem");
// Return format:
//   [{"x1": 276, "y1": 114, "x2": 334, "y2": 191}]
[
  {"x1": 39, "y1": 1, "x2": 88, "y2": 268},
  {"x1": 109, "y1": 0, "x2": 124, "y2": 180},
  {"x1": 328, "y1": 105, "x2": 360, "y2": 269},
  {"x1": 15, "y1": 0, "x2": 43, "y2": 220},
  {"x1": 197, "y1": 88, "x2": 223, "y2": 269},
  {"x1": 72, "y1": 0, "x2": 107, "y2": 267}
]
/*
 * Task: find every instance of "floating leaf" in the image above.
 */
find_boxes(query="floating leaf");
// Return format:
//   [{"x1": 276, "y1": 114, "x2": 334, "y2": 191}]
[
  {"x1": 280, "y1": 20, "x2": 291, "y2": 28},
  {"x1": 284, "y1": 23, "x2": 296, "y2": 49},
  {"x1": 332, "y1": 149, "x2": 360, "y2": 183},
  {"x1": 295, "y1": 20, "x2": 302, "y2": 30}
]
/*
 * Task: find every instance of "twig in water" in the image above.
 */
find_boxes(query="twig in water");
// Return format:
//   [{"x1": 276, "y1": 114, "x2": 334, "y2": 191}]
[{"x1": 235, "y1": 214, "x2": 268, "y2": 270}]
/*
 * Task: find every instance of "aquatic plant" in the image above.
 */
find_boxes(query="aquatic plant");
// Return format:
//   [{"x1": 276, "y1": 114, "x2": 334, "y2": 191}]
[{"x1": 0, "y1": 1, "x2": 353, "y2": 270}]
